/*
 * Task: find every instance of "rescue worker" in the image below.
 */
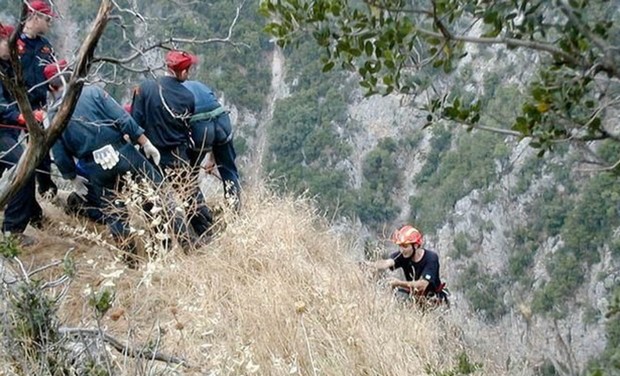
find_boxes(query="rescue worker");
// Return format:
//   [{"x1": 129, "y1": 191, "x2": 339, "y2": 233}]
[
  {"x1": 365, "y1": 225, "x2": 449, "y2": 307},
  {"x1": 44, "y1": 60, "x2": 194, "y2": 252},
  {"x1": 131, "y1": 50, "x2": 213, "y2": 237},
  {"x1": 0, "y1": 23, "x2": 43, "y2": 246},
  {"x1": 183, "y1": 80, "x2": 241, "y2": 210},
  {"x1": 19, "y1": 0, "x2": 58, "y2": 197}
]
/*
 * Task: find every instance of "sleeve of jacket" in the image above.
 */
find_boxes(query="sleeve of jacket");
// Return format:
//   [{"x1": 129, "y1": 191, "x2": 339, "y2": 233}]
[
  {"x1": 51, "y1": 138, "x2": 77, "y2": 180},
  {"x1": 96, "y1": 87, "x2": 144, "y2": 143},
  {"x1": 0, "y1": 83, "x2": 21, "y2": 125},
  {"x1": 130, "y1": 84, "x2": 146, "y2": 129}
]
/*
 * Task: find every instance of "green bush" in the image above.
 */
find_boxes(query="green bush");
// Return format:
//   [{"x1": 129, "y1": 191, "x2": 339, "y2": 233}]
[
  {"x1": 425, "y1": 351, "x2": 482, "y2": 376},
  {"x1": 452, "y1": 232, "x2": 472, "y2": 259},
  {"x1": 410, "y1": 129, "x2": 503, "y2": 230},
  {"x1": 459, "y1": 263, "x2": 507, "y2": 322},
  {"x1": 355, "y1": 138, "x2": 402, "y2": 227}
]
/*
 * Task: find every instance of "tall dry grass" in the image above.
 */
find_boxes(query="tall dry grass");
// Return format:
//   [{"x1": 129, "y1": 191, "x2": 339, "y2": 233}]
[
  {"x1": 2, "y1": 178, "x2": 504, "y2": 375},
  {"x1": 55, "y1": 180, "x2": 498, "y2": 376}
]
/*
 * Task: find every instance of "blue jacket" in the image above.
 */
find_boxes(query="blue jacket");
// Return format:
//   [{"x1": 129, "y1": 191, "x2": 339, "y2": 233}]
[
  {"x1": 0, "y1": 61, "x2": 21, "y2": 137},
  {"x1": 49, "y1": 85, "x2": 145, "y2": 179},
  {"x1": 182, "y1": 81, "x2": 220, "y2": 113},
  {"x1": 132, "y1": 76, "x2": 194, "y2": 149},
  {"x1": 18, "y1": 34, "x2": 54, "y2": 110},
  {"x1": 183, "y1": 80, "x2": 232, "y2": 147}
]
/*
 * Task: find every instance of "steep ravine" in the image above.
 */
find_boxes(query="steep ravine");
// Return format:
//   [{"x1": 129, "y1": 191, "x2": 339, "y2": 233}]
[{"x1": 234, "y1": 29, "x2": 614, "y2": 375}]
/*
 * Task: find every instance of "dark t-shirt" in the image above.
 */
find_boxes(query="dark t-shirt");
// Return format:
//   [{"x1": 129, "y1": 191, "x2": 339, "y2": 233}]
[{"x1": 389, "y1": 249, "x2": 442, "y2": 295}]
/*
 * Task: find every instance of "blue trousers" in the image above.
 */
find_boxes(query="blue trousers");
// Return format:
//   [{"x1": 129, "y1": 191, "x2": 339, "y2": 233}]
[
  {"x1": 190, "y1": 114, "x2": 240, "y2": 207},
  {"x1": 0, "y1": 131, "x2": 42, "y2": 233},
  {"x1": 154, "y1": 143, "x2": 213, "y2": 237},
  {"x1": 80, "y1": 143, "x2": 190, "y2": 241}
]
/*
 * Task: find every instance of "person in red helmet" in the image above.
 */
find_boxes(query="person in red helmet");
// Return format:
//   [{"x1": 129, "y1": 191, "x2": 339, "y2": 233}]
[
  {"x1": 365, "y1": 225, "x2": 449, "y2": 307},
  {"x1": 19, "y1": 0, "x2": 59, "y2": 198},
  {"x1": 131, "y1": 49, "x2": 213, "y2": 238},
  {"x1": 0, "y1": 22, "x2": 44, "y2": 246}
]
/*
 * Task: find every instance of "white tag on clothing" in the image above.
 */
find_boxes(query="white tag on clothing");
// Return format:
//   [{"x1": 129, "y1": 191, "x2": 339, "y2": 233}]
[{"x1": 92, "y1": 144, "x2": 120, "y2": 170}]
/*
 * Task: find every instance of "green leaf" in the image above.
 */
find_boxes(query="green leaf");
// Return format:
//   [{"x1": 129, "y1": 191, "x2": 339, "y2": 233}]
[
  {"x1": 322, "y1": 61, "x2": 335, "y2": 72},
  {"x1": 350, "y1": 48, "x2": 362, "y2": 57},
  {"x1": 532, "y1": 87, "x2": 546, "y2": 101},
  {"x1": 365, "y1": 41, "x2": 373, "y2": 56},
  {"x1": 512, "y1": 117, "x2": 529, "y2": 134},
  {"x1": 483, "y1": 11, "x2": 498, "y2": 25}
]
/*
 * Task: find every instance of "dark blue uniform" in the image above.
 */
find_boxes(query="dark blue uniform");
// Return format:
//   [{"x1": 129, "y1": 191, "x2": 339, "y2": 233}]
[
  {"x1": 49, "y1": 85, "x2": 189, "y2": 241},
  {"x1": 17, "y1": 34, "x2": 54, "y2": 109},
  {"x1": 0, "y1": 60, "x2": 43, "y2": 234},
  {"x1": 18, "y1": 33, "x2": 57, "y2": 195},
  {"x1": 132, "y1": 76, "x2": 194, "y2": 168},
  {"x1": 132, "y1": 77, "x2": 213, "y2": 236},
  {"x1": 183, "y1": 80, "x2": 240, "y2": 207}
]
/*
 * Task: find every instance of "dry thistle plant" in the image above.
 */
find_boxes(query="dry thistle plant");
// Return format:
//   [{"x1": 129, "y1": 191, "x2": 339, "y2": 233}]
[{"x1": 104, "y1": 164, "x2": 225, "y2": 264}]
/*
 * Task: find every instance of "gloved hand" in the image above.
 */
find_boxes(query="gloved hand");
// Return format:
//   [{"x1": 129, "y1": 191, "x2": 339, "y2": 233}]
[
  {"x1": 17, "y1": 110, "x2": 45, "y2": 125},
  {"x1": 142, "y1": 140, "x2": 161, "y2": 166},
  {"x1": 92, "y1": 144, "x2": 120, "y2": 170},
  {"x1": 71, "y1": 175, "x2": 89, "y2": 199}
]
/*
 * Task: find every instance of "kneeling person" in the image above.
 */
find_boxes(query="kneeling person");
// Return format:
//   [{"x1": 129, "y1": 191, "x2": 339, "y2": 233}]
[
  {"x1": 45, "y1": 60, "x2": 192, "y2": 250},
  {"x1": 366, "y1": 225, "x2": 449, "y2": 307}
]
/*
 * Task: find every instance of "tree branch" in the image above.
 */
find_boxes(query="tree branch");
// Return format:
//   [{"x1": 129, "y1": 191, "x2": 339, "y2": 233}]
[
  {"x1": 414, "y1": 27, "x2": 589, "y2": 72},
  {"x1": 556, "y1": 0, "x2": 610, "y2": 55},
  {"x1": 58, "y1": 328, "x2": 190, "y2": 367},
  {"x1": 362, "y1": 0, "x2": 432, "y2": 16},
  {"x1": 93, "y1": 0, "x2": 249, "y2": 66},
  {"x1": 449, "y1": 118, "x2": 523, "y2": 137}
]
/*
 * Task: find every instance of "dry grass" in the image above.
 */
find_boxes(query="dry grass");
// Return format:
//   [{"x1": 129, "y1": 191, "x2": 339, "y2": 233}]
[{"x1": 4, "y1": 181, "x2": 500, "y2": 375}]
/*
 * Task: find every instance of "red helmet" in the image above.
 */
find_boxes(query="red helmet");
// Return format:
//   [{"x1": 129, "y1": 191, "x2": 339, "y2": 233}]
[
  {"x1": 165, "y1": 50, "x2": 198, "y2": 73},
  {"x1": 391, "y1": 225, "x2": 423, "y2": 246},
  {"x1": 0, "y1": 24, "x2": 15, "y2": 39},
  {"x1": 28, "y1": 1, "x2": 57, "y2": 17}
]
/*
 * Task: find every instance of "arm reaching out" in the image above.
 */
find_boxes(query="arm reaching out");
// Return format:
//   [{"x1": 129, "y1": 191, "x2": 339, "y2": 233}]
[{"x1": 364, "y1": 258, "x2": 395, "y2": 271}]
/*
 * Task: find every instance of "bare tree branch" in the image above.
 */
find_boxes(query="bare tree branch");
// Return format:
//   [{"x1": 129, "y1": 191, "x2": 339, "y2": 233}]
[
  {"x1": 93, "y1": 0, "x2": 249, "y2": 68},
  {"x1": 450, "y1": 119, "x2": 523, "y2": 137},
  {"x1": 58, "y1": 327, "x2": 190, "y2": 367}
]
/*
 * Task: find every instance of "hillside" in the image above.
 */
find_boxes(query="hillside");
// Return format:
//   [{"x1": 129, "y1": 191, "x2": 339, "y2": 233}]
[
  {"x1": 1, "y1": 184, "x2": 500, "y2": 375},
  {"x1": 0, "y1": 0, "x2": 619, "y2": 374}
]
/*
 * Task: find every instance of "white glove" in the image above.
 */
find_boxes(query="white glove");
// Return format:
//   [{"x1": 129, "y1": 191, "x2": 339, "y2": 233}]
[
  {"x1": 71, "y1": 175, "x2": 89, "y2": 199},
  {"x1": 142, "y1": 140, "x2": 161, "y2": 166},
  {"x1": 92, "y1": 144, "x2": 120, "y2": 170}
]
